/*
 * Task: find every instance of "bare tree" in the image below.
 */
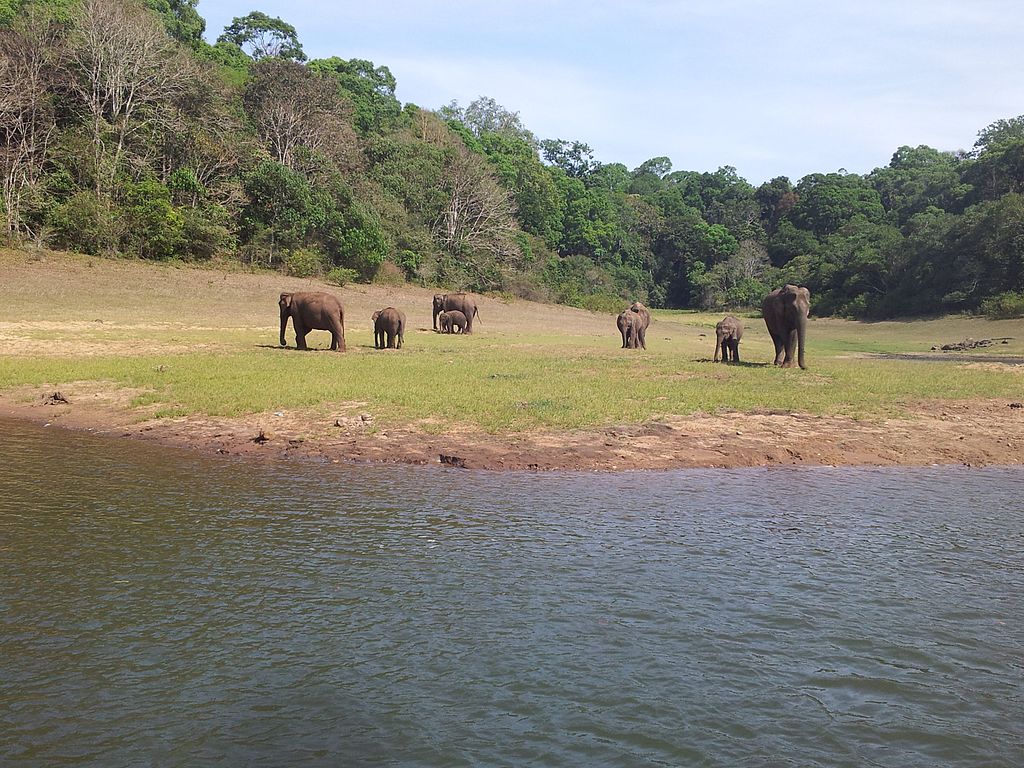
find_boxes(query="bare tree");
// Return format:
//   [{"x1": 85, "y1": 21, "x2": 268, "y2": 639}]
[
  {"x1": 0, "y1": 9, "x2": 60, "y2": 236},
  {"x1": 243, "y1": 59, "x2": 358, "y2": 171},
  {"x1": 68, "y1": 0, "x2": 192, "y2": 195},
  {"x1": 435, "y1": 144, "x2": 519, "y2": 285}
]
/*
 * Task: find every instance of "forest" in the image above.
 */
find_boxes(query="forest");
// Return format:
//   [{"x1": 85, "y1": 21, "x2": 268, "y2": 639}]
[{"x1": 2, "y1": 0, "x2": 1023, "y2": 318}]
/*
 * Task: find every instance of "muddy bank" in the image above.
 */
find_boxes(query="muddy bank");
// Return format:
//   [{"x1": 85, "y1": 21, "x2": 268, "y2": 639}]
[{"x1": 5, "y1": 391, "x2": 1023, "y2": 471}]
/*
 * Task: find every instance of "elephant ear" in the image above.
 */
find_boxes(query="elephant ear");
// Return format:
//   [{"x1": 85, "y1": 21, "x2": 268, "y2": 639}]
[{"x1": 280, "y1": 292, "x2": 293, "y2": 308}]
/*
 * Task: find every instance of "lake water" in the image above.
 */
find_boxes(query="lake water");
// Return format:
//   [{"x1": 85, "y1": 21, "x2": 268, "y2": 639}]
[{"x1": 1, "y1": 418, "x2": 1022, "y2": 767}]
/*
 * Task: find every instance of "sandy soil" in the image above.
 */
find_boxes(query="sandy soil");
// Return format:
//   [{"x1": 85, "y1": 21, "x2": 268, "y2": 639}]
[{"x1": 4, "y1": 386, "x2": 1023, "y2": 471}]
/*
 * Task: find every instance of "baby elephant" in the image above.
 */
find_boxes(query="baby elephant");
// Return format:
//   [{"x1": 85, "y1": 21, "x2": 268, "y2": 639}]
[
  {"x1": 372, "y1": 307, "x2": 406, "y2": 349},
  {"x1": 438, "y1": 309, "x2": 467, "y2": 334},
  {"x1": 714, "y1": 315, "x2": 744, "y2": 362}
]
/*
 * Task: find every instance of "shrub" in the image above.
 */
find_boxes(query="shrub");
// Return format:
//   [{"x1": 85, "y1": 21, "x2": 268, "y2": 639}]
[
  {"x1": 181, "y1": 206, "x2": 232, "y2": 261},
  {"x1": 325, "y1": 266, "x2": 359, "y2": 286},
  {"x1": 284, "y1": 248, "x2": 328, "y2": 277},
  {"x1": 49, "y1": 191, "x2": 114, "y2": 254},
  {"x1": 395, "y1": 249, "x2": 422, "y2": 275},
  {"x1": 578, "y1": 293, "x2": 626, "y2": 314},
  {"x1": 980, "y1": 291, "x2": 1024, "y2": 319},
  {"x1": 373, "y1": 260, "x2": 406, "y2": 285},
  {"x1": 120, "y1": 179, "x2": 184, "y2": 260}
]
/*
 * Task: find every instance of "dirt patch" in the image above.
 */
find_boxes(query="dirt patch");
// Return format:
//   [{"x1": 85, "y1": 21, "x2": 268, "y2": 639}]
[{"x1": 4, "y1": 386, "x2": 1022, "y2": 471}]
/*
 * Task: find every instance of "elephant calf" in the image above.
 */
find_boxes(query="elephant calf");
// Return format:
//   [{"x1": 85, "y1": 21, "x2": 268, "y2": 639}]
[
  {"x1": 714, "y1": 316, "x2": 744, "y2": 362},
  {"x1": 438, "y1": 310, "x2": 467, "y2": 334},
  {"x1": 433, "y1": 293, "x2": 480, "y2": 333},
  {"x1": 372, "y1": 307, "x2": 406, "y2": 349}
]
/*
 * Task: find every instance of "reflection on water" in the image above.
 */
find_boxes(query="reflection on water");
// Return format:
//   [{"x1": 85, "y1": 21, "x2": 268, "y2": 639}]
[{"x1": 1, "y1": 418, "x2": 1022, "y2": 766}]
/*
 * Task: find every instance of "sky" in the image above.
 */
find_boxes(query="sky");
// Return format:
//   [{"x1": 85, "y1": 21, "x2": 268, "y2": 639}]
[{"x1": 197, "y1": 0, "x2": 1024, "y2": 185}]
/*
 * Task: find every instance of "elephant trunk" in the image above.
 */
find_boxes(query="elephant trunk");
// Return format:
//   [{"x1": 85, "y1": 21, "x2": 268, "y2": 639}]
[
  {"x1": 279, "y1": 305, "x2": 289, "y2": 346},
  {"x1": 796, "y1": 313, "x2": 807, "y2": 369}
]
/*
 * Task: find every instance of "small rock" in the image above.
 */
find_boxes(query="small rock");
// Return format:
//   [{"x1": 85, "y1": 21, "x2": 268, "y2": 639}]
[
  {"x1": 1009, "y1": 402, "x2": 1023, "y2": 409},
  {"x1": 334, "y1": 419, "x2": 343, "y2": 427},
  {"x1": 360, "y1": 413, "x2": 373, "y2": 422},
  {"x1": 273, "y1": 412, "x2": 284, "y2": 417},
  {"x1": 439, "y1": 454, "x2": 466, "y2": 468},
  {"x1": 252, "y1": 430, "x2": 269, "y2": 444},
  {"x1": 43, "y1": 392, "x2": 69, "y2": 405}
]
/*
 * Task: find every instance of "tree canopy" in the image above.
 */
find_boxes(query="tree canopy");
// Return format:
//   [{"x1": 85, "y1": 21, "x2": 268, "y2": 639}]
[{"x1": 2, "y1": 0, "x2": 1022, "y2": 318}]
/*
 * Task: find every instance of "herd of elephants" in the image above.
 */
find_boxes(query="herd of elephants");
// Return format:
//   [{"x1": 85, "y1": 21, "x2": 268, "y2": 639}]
[{"x1": 278, "y1": 284, "x2": 811, "y2": 369}]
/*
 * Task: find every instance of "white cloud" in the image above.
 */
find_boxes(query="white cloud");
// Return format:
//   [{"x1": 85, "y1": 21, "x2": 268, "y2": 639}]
[{"x1": 199, "y1": 0, "x2": 1024, "y2": 183}]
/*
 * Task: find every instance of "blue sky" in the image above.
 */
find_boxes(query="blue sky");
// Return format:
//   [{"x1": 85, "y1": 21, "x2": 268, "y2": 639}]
[{"x1": 198, "y1": 0, "x2": 1024, "y2": 185}]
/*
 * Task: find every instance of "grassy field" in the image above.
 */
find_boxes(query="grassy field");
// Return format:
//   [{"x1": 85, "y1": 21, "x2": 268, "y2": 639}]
[{"x1": 1, "y1": 248, "x2": 1022, "y2": 435}]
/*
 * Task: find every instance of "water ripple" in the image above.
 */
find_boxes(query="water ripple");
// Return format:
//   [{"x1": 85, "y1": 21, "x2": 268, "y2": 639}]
[{"x1": 1, "y1": 419, "x2": 1023, "y2": 766}]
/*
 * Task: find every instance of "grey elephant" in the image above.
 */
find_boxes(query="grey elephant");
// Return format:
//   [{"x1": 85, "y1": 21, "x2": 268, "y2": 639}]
[
  {"x1": 628, "y1": 301, "x2": 651, "y2": 350},
  {"x1": 714, "y1": 315, "x2": 744, "y2": 362},
  {"x1": 432, "y1": 293, "x2": 480, "y2": 333},
  {"x1": 279, "y1": 291, "x2": 346, "y2": 351},
  {"x1": 762, "y1": 284, "x2": 810, "y2": 368},
  {"x1": 372, "y1": 307, "x2": 406, "y2": 349},
  {"x1": 616, "y1": 310, "x2": 639, "y2": 348},
  {"x1": 438, "y1": 309, "x2": 467, "y2": 334}
]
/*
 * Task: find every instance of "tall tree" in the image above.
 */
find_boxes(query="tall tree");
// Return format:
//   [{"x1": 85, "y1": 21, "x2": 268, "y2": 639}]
[
  {"x1": 540, "y1": 139, "x2": 597, "y2": 179},
  {"x1": 0, "y1": 6, "x2": 59, "y2": 235},
  {"x1": 218, "y1": 11, "x2": 305, "y2": 61},
  {"x1": 242, "y1": 58, "x2": 357, "y2": 171},
  {"x1": 440, "y1": 96, "x2": 534, "y2": 143},
  {"x1": 434, "y1": 142, "x2": 519, "y2": 286},
  {"x1": 146, "y1": 0, "x2": 204, "y2": 49},
  {"x1": 308, "y1": 57, "x2": 400, "y2": 134},
  {"x1": 69, "y1": 0, "x2": 192, "y2": 196}
]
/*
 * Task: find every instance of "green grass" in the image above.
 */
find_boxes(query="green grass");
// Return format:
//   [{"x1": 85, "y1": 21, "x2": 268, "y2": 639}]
[
  {"x1": 2, "y1": 249, "x2": 1022, "y2": 434},
  {"x1": 2, "y1": 326, "x2": 1021, "y2": 433}
]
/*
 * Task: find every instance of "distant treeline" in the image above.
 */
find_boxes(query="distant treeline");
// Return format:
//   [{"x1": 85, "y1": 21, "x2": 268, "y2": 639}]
[{"x1": 2, "y1": 0, "x2": 1023, "y2": 317}]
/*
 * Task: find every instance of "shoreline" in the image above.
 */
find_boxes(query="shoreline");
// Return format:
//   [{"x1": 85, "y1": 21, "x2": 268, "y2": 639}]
[{"x1": 6, "y1": 392, "x2": 1023, "y2": 472}]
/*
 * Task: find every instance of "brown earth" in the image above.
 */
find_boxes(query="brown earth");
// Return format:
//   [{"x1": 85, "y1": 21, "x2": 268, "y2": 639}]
[{"x1": 4, "y1": 386, "x2": 1023, "y2": 471}]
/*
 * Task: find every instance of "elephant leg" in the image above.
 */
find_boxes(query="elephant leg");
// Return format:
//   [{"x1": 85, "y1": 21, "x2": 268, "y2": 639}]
[
  {"x1": 732, "y1": 340, "x2": 740, "y2": 362},
  {"x1": 782, "y1": 329, "x2": 797, "y2": 367},
  {"x1": 771, "y1": 333, "x2": 785, "y2": 365},
  {"x1": 638, "y1": 327, "x2": 646, "y2": 350},
  {"x1": 294, "y1": 320, "x2": 308, "y2": 350}
]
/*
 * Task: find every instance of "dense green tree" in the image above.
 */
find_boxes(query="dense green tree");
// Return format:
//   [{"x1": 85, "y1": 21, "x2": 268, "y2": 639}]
[
  {"x1": 963, "y1": 116, "x2": 1024, "y2": 201},
  {"x1": 8, "y1": 0, "x2": 1024, "y2": 315},
  {"x1": 755, "y1": 176, "x2": 796, "y2": 235},
  {"x1": 540, "y1": 139, "x2": 597, "y2": 179},
  {"x1": 146, "y1": 0, "x2": 204, "y2": 48},
  {"x1": 218, "y1": 11, "x2": 305, "y2": 61},
  {"x1": 868, "y1": 145, "x2": 968, "y2": 225},
  {"x1": 440, "y1": 96, "x2": 534, "y2": 142},
  {"x1": 479, "y1": 131, "x2": 563, "y2": 247},
  {"x1": 308, "y1": 57, "x2": 400, "y2": 134},
  {"x1": 791, "y1": 172, "x2": 886, "y2": 238}
]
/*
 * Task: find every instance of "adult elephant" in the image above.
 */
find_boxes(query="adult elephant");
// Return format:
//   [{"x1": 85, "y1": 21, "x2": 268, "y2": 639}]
[
  {"x1": 629, "y1": 302, "x2": 651, "y2": 350},
  {"x1": 279, "y1": 291, "x2": 346, "y2": 351},
  {"x1": 762, "y1": 284, "x2": 810, "y2": 369},
  {"x1": 432, "y1": 293, "x2": 480, "y2": 333},
  {"x1": 438, "y1": 310, "x2": 467, "y2": 334},
  {"x1": 714, "y1": 315, "x2": 744, "y2": 362},
  {"x1": 372, "y1": 307, "x2": 406, "y2": 349},
  {"x1": 616, "y1": 311, "x2": 638, "y2": 349}
]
